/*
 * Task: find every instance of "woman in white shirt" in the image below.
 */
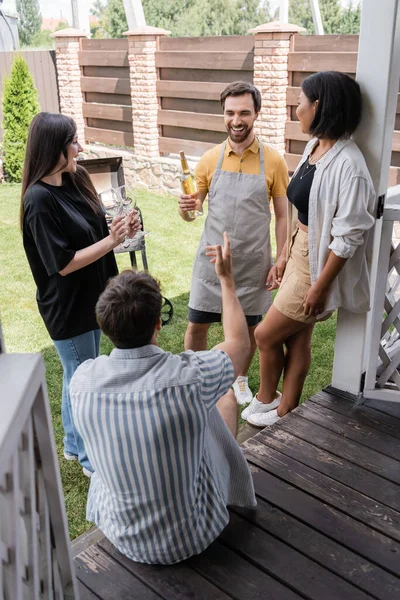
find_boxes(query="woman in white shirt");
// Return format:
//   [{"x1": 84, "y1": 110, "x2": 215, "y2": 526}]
[{"x1": 241, "y1": 71, "x2": 376, "y2": 427}]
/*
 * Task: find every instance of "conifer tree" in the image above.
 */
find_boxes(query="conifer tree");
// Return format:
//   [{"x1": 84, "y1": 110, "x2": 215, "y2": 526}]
[
  {"x1": 2, "y1": 56, "x2": 40, "y2": 182},
  {"x1": 16, "y1": 0, "x2": 42, "y2": 47}
]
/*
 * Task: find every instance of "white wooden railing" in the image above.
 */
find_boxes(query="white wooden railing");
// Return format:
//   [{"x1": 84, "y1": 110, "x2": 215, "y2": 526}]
[
  {"x1": 0, "y1": 352, "x2": 78, "y2": 599},
  {"x1": 364, "y1": 186, "x2": 400, "y2": 402}
]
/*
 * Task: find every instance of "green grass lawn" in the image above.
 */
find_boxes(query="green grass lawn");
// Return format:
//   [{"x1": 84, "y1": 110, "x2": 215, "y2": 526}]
[{"x1": 0, "y1": 183, "x2": 336, "y2": 540}]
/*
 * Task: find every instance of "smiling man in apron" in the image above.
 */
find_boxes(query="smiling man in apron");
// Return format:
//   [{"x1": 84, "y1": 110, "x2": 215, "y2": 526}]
[{"x1": 179, "y1": 81, "x2": 288, "y2": 407}]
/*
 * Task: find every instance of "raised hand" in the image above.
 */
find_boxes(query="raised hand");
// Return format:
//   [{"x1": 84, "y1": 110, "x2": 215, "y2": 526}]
[{"x1": 206, "y1": 231, "x2": 232, "y2": 281}]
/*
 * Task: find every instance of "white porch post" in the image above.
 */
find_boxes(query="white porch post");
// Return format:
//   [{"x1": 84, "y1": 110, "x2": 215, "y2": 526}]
[
  {"x1": 279, "y1": 0, "x2": 289, "y2": 23},
  {"x1": 310, "y1": 0, "x2": 324, "y2": 35},
  {"x1": 123, "y1": 0, "x2": 146, "y2": 29},
  {"x1": 332, "y1": 0, "x2": 400, "y2": 395}
]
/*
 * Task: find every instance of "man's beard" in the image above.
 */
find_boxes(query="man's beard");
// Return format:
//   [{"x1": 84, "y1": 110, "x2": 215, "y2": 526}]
[{"x1": 227, "y1": 123, "x2": 253, "y2": 144}]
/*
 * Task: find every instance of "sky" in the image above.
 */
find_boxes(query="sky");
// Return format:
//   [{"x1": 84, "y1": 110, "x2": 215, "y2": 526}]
[
  {"x1": 3, "y1": 0, "x2": 353, "y2": 23},
  {"x1": 2, "y1": 0, "x2": 95, "y2": 22},
  {"x1": 39, "y1": 0, "x2": 95, "y2": 23}
]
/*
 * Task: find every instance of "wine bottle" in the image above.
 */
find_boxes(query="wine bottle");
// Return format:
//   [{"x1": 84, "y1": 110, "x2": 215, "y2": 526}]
[{"x1": 179, "y1": 151, "x2": 203, "y2": 219}]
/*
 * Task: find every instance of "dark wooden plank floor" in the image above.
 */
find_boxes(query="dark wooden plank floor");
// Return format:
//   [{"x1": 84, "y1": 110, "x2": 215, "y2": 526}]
[{"x1": 73, "y1": 388, "x2": 400, "y2": 600}]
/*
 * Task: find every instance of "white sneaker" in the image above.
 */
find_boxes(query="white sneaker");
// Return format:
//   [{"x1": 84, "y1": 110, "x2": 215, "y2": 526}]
[
  {"x1": 247, "y1": 408, "x2": 281, "y2": 427},
  {"x1": 63, "y1": 450, "x2": 78, "y2": 461},
  {"x1": 241, "y1": 391, "x2": 282, "y2": 421},
  {"x1": 232, "y1": 376, "x2": 253, "y2": 405},
  {"x1": 82, "y1": 467, "x2": 93, "y2": 478}
]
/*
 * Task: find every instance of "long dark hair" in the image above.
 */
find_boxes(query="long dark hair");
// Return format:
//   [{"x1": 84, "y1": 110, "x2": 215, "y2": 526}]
[{"x1": 20, "y1": 112, "x2": 101, "y2": 228}]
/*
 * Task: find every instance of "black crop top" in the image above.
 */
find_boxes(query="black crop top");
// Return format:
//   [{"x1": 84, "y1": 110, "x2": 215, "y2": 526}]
[{"x1": 287, "y1": 157, "x2": 316, "y2": 226}]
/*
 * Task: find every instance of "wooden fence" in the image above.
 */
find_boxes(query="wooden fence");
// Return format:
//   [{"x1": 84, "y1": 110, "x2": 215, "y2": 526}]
[
  {"x1": 285, "y1": 34, "x2": 400, "y2": 185},
  {"x1": 76, "y1": 33, "x2": 400, "y2": 185},
  {"x1": 156, "y1": 35, "x2": 254, "y2": 157},
  {"x1": 79, "y1": 38, "x2": 133, "y2": 147},
  {"x1": 0, "y1": 50, "x2": 59, "y2": 138}
]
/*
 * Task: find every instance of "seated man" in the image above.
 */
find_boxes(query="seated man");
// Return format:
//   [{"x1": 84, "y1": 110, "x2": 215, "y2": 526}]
[{"x1": 70, "y1": 233, "x2": 256, "y2": 565}]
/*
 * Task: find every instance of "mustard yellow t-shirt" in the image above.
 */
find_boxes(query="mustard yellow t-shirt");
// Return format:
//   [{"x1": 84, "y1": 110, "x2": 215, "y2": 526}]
[{"x1": 194, "y1": 138, "x2": 289, "y2": 199}]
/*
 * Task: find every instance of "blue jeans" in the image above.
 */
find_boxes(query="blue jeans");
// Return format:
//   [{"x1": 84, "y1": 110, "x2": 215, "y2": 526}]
[{"x1": 53, "y1": 329, "x2": 101, "y2": 472}]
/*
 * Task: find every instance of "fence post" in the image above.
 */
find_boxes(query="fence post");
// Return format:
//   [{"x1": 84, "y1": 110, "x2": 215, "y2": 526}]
[
  {"x1": 249, "y1": 21, "x2": 304, "y2": 155},
  {"x1": 125, "y1": 26, "x2": 170, "y2": 159},
  {"x1": 52, "y1": 28, "x2": 88, "y2": 143}
]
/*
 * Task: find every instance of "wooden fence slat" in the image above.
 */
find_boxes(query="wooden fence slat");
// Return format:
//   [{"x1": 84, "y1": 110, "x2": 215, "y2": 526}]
[
  {"x1": 285, "y1": 121, "x2": 309, "y2": 142},
  {"x1": 389, "y1": 165, "x2": 400, "y2": 186},
  {"x1": 157, "y1": 80, "x2": 227, "y2": 101},
  {"x1": 288, "y1": 52, "x2": 358, "y2": 73},
  {"x1": 161, "y1": 97, "x2": 221, "y2": 115},
  {"x1": 85, "y1": 126, "x2": 134, "y2": 147},
  {"x1": 159, "y1": 137, "x2": 214, "y2": 157},
  {"x1": 86, "y1": 117, "x2": 133, "y2": 134},
  {"x1": 285, "y1": 153, "x2": 302, "y2": 172},
  {"x1": 79, "y1": 51, "x2": 129, "y2": 68},
  {"x1": 155, "y1": 51, "x2": 254, "y2": 71},
  {"x1": 81, "y1": 76, "x2": 131, "y2": 95},
  {"x1": 82, "y1": 102, "x2": 132, "y2": 122},
  {"x1": 159, "y1": 35, "x2": 254, "y2": 52},
  {"x1": 287, "y1": 86, "x2": 301, "y2": 106},
  {"x1": 160, "y1": 67, "x2": 254, "y2": 83},
  {"x1": 86, "y1": 92, "x2": 132, "y2": 106},
  {"x1": 393, "y1": 131, "x2": 400, "y2": 152},
  {"x1": 162, "y1": 125, "x2": 226, "y2": 145},
  {"x1": 286, "y1": 153, "x2": 400, "y2": 187},
  {"x1": 81, "y1": 39, "x2": 128, "y2": 51},
  {"x1": 286, "y1": 122, "x2": 400, "y2": 152},
  {"x1": 158, "y1": 109, "x2": 225, "y2": 132},
  {"x1": 294, "y1": 34, "x2": 359, "y2": 52},
  {"x1": 82, "y1": 66, "x2": 129, "y2": 79}
]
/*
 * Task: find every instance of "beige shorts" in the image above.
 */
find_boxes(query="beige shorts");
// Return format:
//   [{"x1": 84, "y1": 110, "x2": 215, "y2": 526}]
[{"x1": 273, "y1": 226, "x2": 332, "y2": 324}]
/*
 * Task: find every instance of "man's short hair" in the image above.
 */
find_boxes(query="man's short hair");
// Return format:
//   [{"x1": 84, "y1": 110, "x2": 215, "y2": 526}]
[
  {"x1": 96, "y1": 270, "x2": 162, "y2": 349},
  {"x1": 220, "y1": 81, "x2": 262, "y2": 114}
]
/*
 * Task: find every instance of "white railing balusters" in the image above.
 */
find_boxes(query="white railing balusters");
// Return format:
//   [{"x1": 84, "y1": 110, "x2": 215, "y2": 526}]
[
  {"x1": 0, "y1": 353, "x2": 78, "y2": 599},
  {"x1": 364, "y1": 190, "x2": 400, "y2": 401},
  {"x1": 37, "y1": 469, "x2": 54, "y2": 600}
]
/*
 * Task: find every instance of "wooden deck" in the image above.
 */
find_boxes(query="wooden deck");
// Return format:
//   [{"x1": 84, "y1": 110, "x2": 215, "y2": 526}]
[{"x1": 73, "y1": 389, "x2": 400, "y2": 600}]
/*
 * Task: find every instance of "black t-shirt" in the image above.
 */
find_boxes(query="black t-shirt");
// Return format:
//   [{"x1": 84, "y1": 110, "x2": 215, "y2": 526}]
[
  {"x1": 23, "y1": 179, "x2": 118, "y2": 340},
  {"x1": 287, "y1": 158, "x2": 316, "y2": 226}
]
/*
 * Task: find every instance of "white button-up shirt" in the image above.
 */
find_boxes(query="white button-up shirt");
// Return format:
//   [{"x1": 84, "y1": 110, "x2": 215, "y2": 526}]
[
  {"x1": 70, "y1": 346, "x2": 256, "y2": 565},
  {"x1": 288, "y1": 138, "x2": 376, "y2": 316}
]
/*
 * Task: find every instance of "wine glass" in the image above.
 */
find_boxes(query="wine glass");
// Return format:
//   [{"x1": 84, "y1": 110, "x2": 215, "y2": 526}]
[{"x1": 100, "y1": 185, "x2": 149, "y2": 248}]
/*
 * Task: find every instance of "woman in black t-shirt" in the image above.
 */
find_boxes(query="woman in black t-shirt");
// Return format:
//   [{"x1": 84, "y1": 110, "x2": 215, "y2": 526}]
[{"x1": 21, "y1": 112, "x2": 140, "y2": 476}]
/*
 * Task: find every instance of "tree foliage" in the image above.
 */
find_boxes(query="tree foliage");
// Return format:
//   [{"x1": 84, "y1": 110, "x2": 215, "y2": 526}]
[
  {"x1": 30, "y1": 21, "x2": 69, "y2": 49},
  {"x1": 16, "y1": 0, "x2": 42, "y2": 46},
  {"x1": 2, "y1": 56, "x2": 40, "y2": 182},
  {"x1": 91, "y1": 0, "x2": 128, "y2": 38},
  {"x1": 288, "y1": 0, "x2": 361, "y2": 35},
  {"x1": 338, "y1": 1, "x2": 361, "y2": 34},
  {"x1": 91, "y1": 0, "x2": 272, "y2": 37}
]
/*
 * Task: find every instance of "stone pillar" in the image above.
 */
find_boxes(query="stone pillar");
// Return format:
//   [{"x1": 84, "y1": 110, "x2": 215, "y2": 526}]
[
  {"x1": 52, "y1": 28, "x2": 87, "y2": 143},
  {"x1": 125, "y1": 26, "x2": 171, "y2": 159},
  {"x1": 249, "y1": 21, "x2": 304, "y2": 155}
]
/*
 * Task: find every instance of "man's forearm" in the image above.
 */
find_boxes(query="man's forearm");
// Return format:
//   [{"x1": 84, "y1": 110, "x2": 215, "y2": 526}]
[
  {"x1": 220, "y1": 278, "x2": 248, "y2": 345},
  {"x1": 275, "y1": 217, "x2": 287, "y2": 259}
]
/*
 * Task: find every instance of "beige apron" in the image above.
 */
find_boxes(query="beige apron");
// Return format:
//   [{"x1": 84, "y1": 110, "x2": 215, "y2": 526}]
[{"x1": 189, "y1": 140, "x2": 272, "y2": 316}]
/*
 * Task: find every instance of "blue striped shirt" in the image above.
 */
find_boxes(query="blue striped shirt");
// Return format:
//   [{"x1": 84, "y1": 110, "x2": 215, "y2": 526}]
[{"x1": 70, "y1": 345, "x2": 256, "y2": 564}]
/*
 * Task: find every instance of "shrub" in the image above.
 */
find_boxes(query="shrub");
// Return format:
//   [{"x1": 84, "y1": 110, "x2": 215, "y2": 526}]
[{"x1": 2, "y1": 55, "x2": 40, "y2": 182}]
